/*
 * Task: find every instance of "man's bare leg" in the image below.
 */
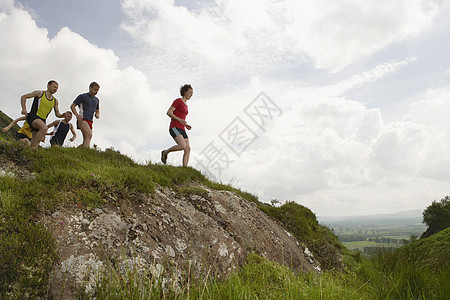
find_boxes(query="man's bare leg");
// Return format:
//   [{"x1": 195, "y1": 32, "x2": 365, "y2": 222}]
[
  {"x1": 78, "y1": 120, "x2": 92, "y2": 148},
  {"x1": 30, "y1": 119, "x2": 47, "y2": 148}
]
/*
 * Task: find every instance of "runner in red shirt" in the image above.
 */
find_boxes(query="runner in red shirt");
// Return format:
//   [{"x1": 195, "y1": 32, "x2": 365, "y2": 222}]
[{"x1": 161, "y1": 84, "x2": 193, "y2": 166}]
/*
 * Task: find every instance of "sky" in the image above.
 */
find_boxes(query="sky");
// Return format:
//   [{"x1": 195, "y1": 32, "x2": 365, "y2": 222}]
[{"x1": 1, "y1": 0, "x2": 450, "y2": 217}]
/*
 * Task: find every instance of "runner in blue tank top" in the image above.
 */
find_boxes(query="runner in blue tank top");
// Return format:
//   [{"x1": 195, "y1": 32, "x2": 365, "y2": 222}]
[{"x1": 47, "y1": 111, "x2": 77, "y2": 146}]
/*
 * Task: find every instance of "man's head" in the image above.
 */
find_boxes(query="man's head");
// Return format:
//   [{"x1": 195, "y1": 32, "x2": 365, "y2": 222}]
[
  {"x1": 89, "y1": 81, "x2": 100, "y2": 97},
  {"x1": 64, "y1": 111, "x2": 73, "y2": 122},
  {"x1": 47, "y1": 80, "x2": 59, "y2": 94}
]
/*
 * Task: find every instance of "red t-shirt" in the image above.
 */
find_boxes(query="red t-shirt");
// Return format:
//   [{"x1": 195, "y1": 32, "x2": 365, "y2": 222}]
[{"x1": 169, "y1": 98, "x2": 188, "y2": 130}]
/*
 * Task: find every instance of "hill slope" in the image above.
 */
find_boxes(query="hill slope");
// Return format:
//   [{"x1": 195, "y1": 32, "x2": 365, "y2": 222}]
[
  {"x1": 0, "y1": 110, "x2": 20, "y2": 141},
  {"x1": 0, "y1": 142, "x2": 342, "y2": 298}
]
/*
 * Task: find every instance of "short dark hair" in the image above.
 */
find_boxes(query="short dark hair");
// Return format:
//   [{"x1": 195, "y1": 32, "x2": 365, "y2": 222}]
[
  {"x1": 89, "y1": 81, "x2": 100, "y2": 88},
  {"x1": 180, "y1": 84, "x2": 192, "y2": 97},
  {"x1": 48, "y1": 80, "x2": 58, "y2": 86}
]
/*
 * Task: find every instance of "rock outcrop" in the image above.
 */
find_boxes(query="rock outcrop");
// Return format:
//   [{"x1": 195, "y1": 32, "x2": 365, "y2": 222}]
[{"x1": 43, "y1": 185, "x2": 321, "y2": 298}]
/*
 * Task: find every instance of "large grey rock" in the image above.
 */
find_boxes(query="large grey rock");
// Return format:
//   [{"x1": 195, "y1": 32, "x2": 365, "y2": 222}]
[{"x1": 45, "y1": 185, "x2": 320, "y2": 298}]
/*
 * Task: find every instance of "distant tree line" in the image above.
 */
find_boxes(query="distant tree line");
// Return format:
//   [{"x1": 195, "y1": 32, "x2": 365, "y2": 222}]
[
  {"x1": 367, "y1": 237, "x2": 401, "y2": 244},
  {"x1": 338, "y1": 235, "x2": 366, "y2": 242},
  {"x1": 339, "y1": 235, "x2": 403, "y2": 244}
]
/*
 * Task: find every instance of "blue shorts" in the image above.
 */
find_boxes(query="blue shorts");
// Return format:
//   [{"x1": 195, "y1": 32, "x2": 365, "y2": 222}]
[{"x1": 169, "y1": 127, "x2": 188, "y2": 139}]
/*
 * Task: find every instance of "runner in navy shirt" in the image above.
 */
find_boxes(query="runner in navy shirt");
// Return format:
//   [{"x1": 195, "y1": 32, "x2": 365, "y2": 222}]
[
  {"x1": 70, "y1": 82, "x2": 100, "y2": 148},
  {"x1": 48, "y1": 111, "x2": 76, "y2": 146}
]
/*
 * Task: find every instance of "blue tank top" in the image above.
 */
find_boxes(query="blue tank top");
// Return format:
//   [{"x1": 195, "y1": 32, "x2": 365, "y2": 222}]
[{"x1": 50, "y1": 121, "x2": 70, "y2": 146}]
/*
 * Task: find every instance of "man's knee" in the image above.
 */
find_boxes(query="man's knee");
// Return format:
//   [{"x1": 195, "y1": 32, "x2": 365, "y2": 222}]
[
  {"x1": 84, "y1": 130, "x2": 93, "y2": 139},
  {"x1": 80, "y1": 125, "x2": 93, "y2": 139},
  {"x1": 38, "y1": 125, "x2": 48, "y2": 133},
  {"x1": 31, "y1": 120, "x2": 47, "y2": 132}
]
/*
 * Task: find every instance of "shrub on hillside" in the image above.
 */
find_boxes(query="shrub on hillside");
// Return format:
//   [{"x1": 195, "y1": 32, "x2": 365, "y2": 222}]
[
  {"x1": 258, "y1": 201, "x2": 345, "y2": 270},
  {"x1": 421, "y1": 196, "x2": 450, "y2": 238}
]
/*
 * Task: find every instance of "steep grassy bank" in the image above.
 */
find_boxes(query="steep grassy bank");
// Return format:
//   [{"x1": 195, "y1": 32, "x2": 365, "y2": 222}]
[
  {"x1": 0, "y1": 142, "x2": 209, "y2": 297},
  {"x1": 258, "y1": 201, "x2": 351, "y2": 270},
  {"x1": 358, "y1": 227, "x2": 450, "y2": 299},
  {"x1": 0, "y1": 141, "x2": 331, "y2": 298},
  {"x1": 1, "y1": 136, "x2": 448, "y2": 299}
]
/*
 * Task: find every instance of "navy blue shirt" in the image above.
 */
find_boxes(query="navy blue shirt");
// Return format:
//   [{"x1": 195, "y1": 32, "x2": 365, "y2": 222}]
[
  {"x1": 50, "y1": 121, "x2": 70, "y2": 146},
  {"x1": 73, "y1": 93, "x2": 99, "y2": 121}
]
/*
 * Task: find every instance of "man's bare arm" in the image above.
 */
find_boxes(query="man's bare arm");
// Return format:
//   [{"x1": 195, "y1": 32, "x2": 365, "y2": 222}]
[{"x1": 20, "y1": 90, "x2": 42, "y2": 115}]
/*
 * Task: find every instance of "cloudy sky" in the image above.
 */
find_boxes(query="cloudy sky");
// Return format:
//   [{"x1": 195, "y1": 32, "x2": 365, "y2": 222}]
[{"x1": 1, "y1": 0, "x2": 450, "y2": 217}]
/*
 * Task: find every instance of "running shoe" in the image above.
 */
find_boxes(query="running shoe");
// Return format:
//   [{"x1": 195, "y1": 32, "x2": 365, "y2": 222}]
[{"x1": 161, "y1": 150, "x2": 168, "y2": 164}]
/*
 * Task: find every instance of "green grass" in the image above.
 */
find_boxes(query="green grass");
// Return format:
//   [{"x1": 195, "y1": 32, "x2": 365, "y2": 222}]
[
  {"x1": 358, "y1": 227, "x2": 450, "y2": 299},
  {"x1": 0, "y1": 110, "x2": 20, "y2": 142},
  {"x1": 92, "y1": 253, "x2": 373, "y2": 300},
  {"x1": 258, "y1": 201, "x2": 349, "y2": 270}
]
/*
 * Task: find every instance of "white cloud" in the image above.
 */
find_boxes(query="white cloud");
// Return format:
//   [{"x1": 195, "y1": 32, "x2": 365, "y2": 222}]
[
  {"x1": 284, "y1": 0, "x2": 437, "y2": 71},
  {"x1": 333, "y1": 57, "x2": 417, "y2": 93},
  {"x1": 0, "y1": 1, "x2": 164, "y2": 151},
  {"x1": 1, "y1": 0, "x2": 449, "y2": 217},
  {"x1": 409, "y1": 86, "x2": 450, "y2": 128},
  {"x1": 121, "y1": 0, "x2": 246, "y2": 63},
  {"x1": 0, "y1": 0, "x2": 15, "y2": 11},
  {"x1": 121, "y1": 0, "x2": 439, "y2": 72},
  {"x1": 195, "y1": 76, "x2": 450, "y2": 215},
  {"x1": 407, "y1": 86, "x2": 450, "y2": 181}
]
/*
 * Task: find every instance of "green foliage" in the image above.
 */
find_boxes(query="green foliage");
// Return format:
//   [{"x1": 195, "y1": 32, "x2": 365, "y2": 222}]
[
  {"x1": 92, "y1": 240, "x2": 450, "y2": 299},
  {"x1": 258, "y1": 201, "x2": 345, "y2": 270},
  {"x1": 93, "y1": 252, "x2": 373, "y2": 300},
  {"x1": 421, "y1": 196, "x2": 450, "y2": 238},
  {"x1": 359, "y1": 227, "x2": 450, "y2": 299},
  {"x1": 192, "y1": 254, "x2": 372, "y2": 299},
  {"x1": 0, "y1": 140, "x2": 33, "y2": 168},
  {"x1": 0, "y1": 110, "x2": 19, "y2": 141},
  {"x1": 94, "y1": 260, "x2": 166, "y2": 300},
  {"x1": 0, "y1": 205, "x2": 57, "y2": 299}
]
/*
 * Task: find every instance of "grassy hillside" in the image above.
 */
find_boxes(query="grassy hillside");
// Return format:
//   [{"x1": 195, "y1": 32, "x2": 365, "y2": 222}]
[
  {"x1": 259, "y1": 201, "x2": 350, "y2": 270},
  {"x1": 0, "y1": 140, "x2": 346, "y2": 298},
  {"x1": 358, "y1": 227, "x2": 450, "y2": 299},
  {"x1": 1, "y1": 133, "x2": 448, "y2": 299},
  {"x1": 0, "y1": 110, "x2": 20, "y2": 141}
]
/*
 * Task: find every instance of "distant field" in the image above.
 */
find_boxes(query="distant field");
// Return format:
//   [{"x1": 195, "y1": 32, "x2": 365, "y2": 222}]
[{"x1": 343, "y1": 241, "x2": 402, "y2": 252}]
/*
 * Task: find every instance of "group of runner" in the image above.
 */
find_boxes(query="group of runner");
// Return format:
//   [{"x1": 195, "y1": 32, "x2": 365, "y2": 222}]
[
  {"x1": 2, "y1": 80, "x2": 100, "y2": 149},
  {"x1": 3, "y1": 81, "x2": 193, "y2": 166}
]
